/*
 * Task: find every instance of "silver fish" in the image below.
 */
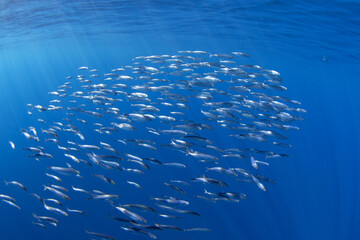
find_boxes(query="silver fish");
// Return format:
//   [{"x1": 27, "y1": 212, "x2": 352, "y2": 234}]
[
  {"x1": 2, "y1": 199, "x2": 20, "y2": 210},
  {"x1": 115, "y1": 206, "x2": 147, "y2": 223}
]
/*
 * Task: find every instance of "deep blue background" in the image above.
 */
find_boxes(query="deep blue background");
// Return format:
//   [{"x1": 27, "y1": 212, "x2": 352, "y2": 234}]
[{"x1": 0, "y1": 1, "x2": 359, "y2": 239}]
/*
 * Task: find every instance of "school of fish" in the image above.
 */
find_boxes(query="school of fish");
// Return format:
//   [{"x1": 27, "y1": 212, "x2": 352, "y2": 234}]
[{"x1": 4, "y1": 50, "x2": 306, "y2": 239}]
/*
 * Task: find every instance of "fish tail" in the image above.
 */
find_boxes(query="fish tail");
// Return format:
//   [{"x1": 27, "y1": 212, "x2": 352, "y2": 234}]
[{"x1": 185, "y1": 149, "x2": 193, "y2": 156}]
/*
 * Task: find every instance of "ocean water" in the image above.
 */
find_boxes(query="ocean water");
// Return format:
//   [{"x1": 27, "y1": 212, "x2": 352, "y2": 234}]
[{"x1": 0, "y1": 1, "x2": 359, "y2": 240}]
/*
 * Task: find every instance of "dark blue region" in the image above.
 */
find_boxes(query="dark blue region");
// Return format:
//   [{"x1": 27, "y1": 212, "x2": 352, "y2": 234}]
[
  {"x1": 0, "y1": 1, "x2": 359, "y2": 240},
  {"x1": 0, "y1": 0, "x2": 359, "y2": 60}
]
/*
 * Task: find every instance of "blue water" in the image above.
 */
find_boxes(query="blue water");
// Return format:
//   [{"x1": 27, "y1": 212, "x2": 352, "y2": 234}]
[{"x1": 0, "y1": 1, "x2": 359, "y2": 239}]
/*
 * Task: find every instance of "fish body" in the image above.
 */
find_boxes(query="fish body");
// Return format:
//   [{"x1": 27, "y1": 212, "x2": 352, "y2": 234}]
[{"x1": 9, "y1": 141, "x2": 15, "y2": 149}]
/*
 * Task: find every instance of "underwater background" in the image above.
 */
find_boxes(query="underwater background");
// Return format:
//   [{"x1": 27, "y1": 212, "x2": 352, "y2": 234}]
[{"x1": 0, "y1": 1, "x2": 359, "y2": 239}]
